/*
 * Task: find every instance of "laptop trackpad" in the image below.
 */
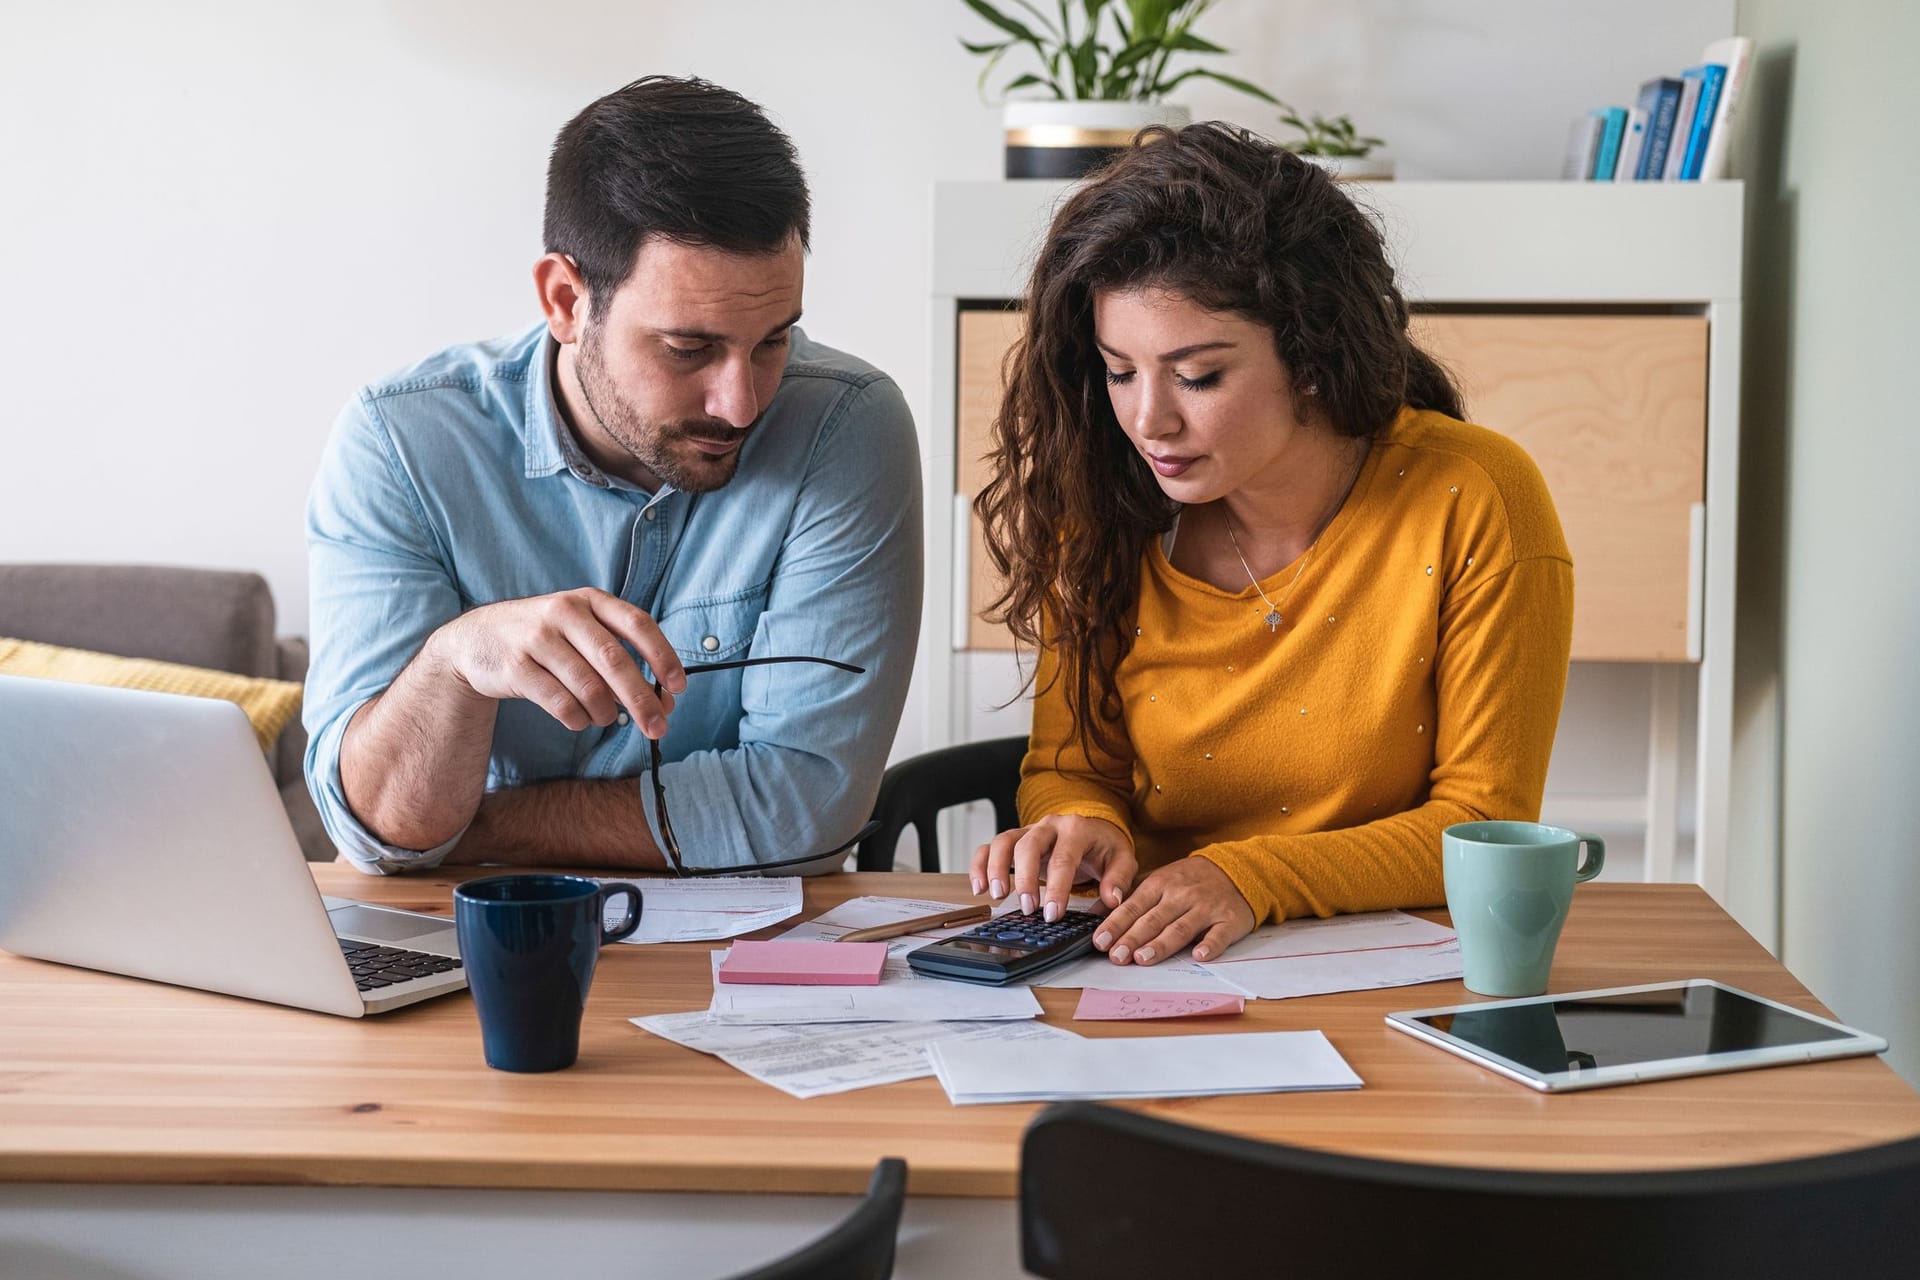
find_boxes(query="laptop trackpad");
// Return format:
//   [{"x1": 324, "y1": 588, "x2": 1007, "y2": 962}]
[{"x1": 329, "y1": 903, "x2": 453, "y2": 945}]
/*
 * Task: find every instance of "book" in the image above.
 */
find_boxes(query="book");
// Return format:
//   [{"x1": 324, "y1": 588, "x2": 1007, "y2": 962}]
[
  {"x1": 1561, "y1": 112, "x2": 1603, "y2": 181},
  {"x1": 1634, "y1": 77, "x2": 1684, "y2": 180},
  {"x1": 1696, "y1": 36, "x2": 1755, "y2": 181},
  {"x1": 1613, "y1": 106, "x2": 1648, "y2": 181},
  {"x1": 1678, "y1": 63, "x2": 1727, "y2": 180},
  {"x1": 1662, "y1": 68, "x2": 1706, "y2": 180},
  {"x1": 1589, "y1": 106, "x2": 1628, "y2": 181}
]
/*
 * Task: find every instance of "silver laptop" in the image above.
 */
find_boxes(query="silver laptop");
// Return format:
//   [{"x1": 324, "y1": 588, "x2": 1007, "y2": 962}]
[{"x1": 0, "y1": 674, "x2": 465, "y2": 1016}]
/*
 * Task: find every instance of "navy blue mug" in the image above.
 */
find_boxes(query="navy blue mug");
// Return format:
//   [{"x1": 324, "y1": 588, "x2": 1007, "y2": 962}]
[{"x1": 453, "y1": 874, "x2": 643, "y2": 1073}]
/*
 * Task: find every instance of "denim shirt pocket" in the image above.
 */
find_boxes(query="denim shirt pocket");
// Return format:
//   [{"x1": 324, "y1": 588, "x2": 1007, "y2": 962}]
[{"x1": 656, "y1": 578, "x2": 771, "y2": 669}]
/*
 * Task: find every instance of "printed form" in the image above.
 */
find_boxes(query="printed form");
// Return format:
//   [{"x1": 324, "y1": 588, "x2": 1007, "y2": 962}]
[{"x1": 595, "y1": 876, "x2": 803, "y2": 944}]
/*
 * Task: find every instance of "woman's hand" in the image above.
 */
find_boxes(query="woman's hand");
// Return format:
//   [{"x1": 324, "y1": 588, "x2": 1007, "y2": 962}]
[
  {"x1": 970, "y1": 815, "x2": 1136, "y2": 921},
  {"x1": 1093, "y1": 856, "x2": 1256, "y2": 965}
]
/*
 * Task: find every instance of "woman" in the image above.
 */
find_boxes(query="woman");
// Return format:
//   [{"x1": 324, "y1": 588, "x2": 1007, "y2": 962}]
[{"x1": 969, "y1": 123, "x2": 1574, "y2": 967}]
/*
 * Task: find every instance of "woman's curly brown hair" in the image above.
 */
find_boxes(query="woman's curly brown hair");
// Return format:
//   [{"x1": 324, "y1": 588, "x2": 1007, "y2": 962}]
[{"x1": 975, "y1": 122, "x2": 1461, "y2": 768}]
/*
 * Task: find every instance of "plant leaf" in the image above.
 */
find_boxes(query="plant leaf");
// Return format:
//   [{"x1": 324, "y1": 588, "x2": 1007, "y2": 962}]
[
  {"x1": 1176, "y1": 66, "x2": 1280, "y2": 104},
  {"x1": 1165, "y1": 31, "x2": 1226, "y2": 53},
  {"x1": 961, "y1": 0, "x2": 1043, "y2": 44},
  {"x1": 1008, "y1": 0, "x2": 1062, "y2": 38},
  {"x1": 960, "y1": 38, "x2": 1012, "y2": 55},
  {"x1": 1071, "y1": 33, "x2": 1100, "y2": 97}
]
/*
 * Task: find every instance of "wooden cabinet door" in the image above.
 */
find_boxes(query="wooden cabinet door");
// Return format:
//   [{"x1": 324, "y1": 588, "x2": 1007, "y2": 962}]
[
  {"x1": 957, "y1": 309, "x2": 1024, "y2": 652},
  {"x1": 1410, "y1": 313, "x2": 1707, "y2": 661},
  {"x1": 955, "y1": 309, "x2": 1708, "y2": 662}
]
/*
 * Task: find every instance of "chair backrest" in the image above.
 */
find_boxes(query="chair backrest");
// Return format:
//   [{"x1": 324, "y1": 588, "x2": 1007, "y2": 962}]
[
  {"x1": 857, "y1": 736, "x2": 1027, "y2": 872},
  {"x1": 727, "y1": 1157, "x2": 906, "y2": 1280},
  {"x1": 1020, "y1": 1101, "x2": 1920, "y2": 1280}
]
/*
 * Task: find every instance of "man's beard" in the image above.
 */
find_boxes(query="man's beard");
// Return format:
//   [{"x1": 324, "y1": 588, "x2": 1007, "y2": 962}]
[{"x1": 575, "y1": 328, "x2": 750, "y2": 494}]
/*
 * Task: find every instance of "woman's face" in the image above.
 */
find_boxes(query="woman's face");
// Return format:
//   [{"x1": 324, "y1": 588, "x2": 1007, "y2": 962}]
[{"x1": 1092, "y1": 285, "x2": 1312, "y2": 505}]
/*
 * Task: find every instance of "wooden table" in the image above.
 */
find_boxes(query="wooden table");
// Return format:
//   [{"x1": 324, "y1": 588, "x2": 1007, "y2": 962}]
[{"x1": 4, "y1": 870, "x2": 1917, "y2": 1279}]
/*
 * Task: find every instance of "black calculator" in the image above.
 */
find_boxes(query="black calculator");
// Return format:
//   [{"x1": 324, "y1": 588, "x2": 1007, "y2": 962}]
[{"x1": 905, "y1": 908, "x2": 1104, "y2": 985}]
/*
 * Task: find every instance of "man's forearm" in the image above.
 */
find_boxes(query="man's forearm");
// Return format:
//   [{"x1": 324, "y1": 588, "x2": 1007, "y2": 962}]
[
  {"x1": 445, "y1": 779, "x2": 668, "y2": 870},
  {"x1": 339, "y1": 635, "x2": 499, "y2": 850}
]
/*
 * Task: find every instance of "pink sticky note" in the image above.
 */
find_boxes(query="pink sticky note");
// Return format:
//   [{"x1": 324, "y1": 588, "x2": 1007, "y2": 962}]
[
  {"x1": 1072, "y1": 989, "x2": 1246, "y2": 1020},
  {"x1": 717, "y1": 940, "x2": 888, "y2": 986}
]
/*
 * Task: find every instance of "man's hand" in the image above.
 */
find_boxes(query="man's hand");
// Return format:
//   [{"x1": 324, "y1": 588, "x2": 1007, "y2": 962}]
[
  {"x1": 970, "y1": 814, "x2": 1136, "y2": 921},
  {"x1": 429, "y1": 587, "x2": 687, "y2": 737},
  {"x1": 1091, "y1": 856, "x2": 1255, "y2": 965},
  {"x1": 341, "y1": 587, "x2": 689, "y2": 852}
]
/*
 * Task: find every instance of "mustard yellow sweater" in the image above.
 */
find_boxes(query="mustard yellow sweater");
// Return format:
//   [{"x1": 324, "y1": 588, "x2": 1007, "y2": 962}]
[{"x1": 1018, "y1": 408, "x2": 1575, "y2": 924}]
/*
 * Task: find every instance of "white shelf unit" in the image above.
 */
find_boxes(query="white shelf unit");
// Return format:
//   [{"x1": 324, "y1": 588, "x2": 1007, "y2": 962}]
[{"x1": 922, "y1": 179, "x2": 1747, "y2": 912}]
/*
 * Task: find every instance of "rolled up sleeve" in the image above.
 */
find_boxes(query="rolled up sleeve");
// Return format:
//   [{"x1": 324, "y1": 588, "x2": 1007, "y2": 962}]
[{"x1": 301, "y1": 393, "x2": 469, "y2": 874}]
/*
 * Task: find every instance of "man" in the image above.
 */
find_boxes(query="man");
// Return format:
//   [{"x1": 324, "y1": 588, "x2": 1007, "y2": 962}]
[{"x1": 302, "y1": 76, "x2": 921, "y2": 875}]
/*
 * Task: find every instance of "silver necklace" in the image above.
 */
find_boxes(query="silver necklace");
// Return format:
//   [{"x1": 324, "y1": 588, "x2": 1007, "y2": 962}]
[
  {"x1": 1217, "y1": 439, "x2": 1368, "y2": 634},
  {"x1": 1221, "y1": 508, "x2": 1310, "y2": 633}
]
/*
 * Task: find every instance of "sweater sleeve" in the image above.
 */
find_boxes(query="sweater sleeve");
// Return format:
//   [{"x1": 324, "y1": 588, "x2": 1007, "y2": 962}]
[
  {"x1": 1197, "y1": 553, "x2": 1574, "y2": 923},
  {"x1": 1016, "y1": 636, "x2": 1137, "y2": 841}
]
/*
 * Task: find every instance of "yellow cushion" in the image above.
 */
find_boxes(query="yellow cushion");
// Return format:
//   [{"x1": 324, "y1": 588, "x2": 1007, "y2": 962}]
[{"x1": 0, "y1": 637, "x2": 303, "y2": 751}]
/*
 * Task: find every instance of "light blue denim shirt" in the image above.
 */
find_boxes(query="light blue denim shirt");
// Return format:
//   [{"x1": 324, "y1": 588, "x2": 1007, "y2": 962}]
[{"x1": 303, "y1": 323, "x2": 922, "y2": 874}]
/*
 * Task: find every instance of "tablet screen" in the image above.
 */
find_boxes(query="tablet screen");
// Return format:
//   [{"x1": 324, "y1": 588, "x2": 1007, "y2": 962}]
[{"x1": 1410, "y1": 982, "x2": 1857, "y2": 1075}]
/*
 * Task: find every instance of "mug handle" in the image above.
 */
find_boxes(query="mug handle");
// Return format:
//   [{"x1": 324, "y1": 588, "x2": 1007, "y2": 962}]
[
  {"x1": 1573, "y1": 834, "x2": 1606, "y2": 883},
  {"x1": 598, "y1": 883, "x2": 644, "y2": 944}
]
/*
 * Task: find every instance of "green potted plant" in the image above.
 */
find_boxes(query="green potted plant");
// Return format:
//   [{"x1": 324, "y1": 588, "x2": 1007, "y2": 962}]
[
  {"x1": 1278, "y1": 104, "x2": 1393, "y2": 180},
  {"x1": 961, "y1": 0, "x2": 1279, "y2": 178}
]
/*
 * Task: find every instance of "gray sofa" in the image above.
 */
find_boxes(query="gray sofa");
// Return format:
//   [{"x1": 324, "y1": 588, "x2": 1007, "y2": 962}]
[{"x1": 0, "y1": 563, "x2": 333, "y2": 860}]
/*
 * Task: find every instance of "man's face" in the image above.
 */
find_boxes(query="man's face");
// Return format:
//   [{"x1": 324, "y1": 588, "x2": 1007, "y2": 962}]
[{"x1": 572, "y1": 234, "x2": 804, "y2": 493}]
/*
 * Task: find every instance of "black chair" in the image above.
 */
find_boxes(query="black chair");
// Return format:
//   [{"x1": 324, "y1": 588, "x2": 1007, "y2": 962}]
[
  {"x1": 1020, "y1": 1101, "x2": 1920, "y2": 1280},
  {"x1": 857, "y1": 736, "x2": 1027, "y2": 871},
  {"x1": 728, "y1": 1157, "x2": 907, "y2": 1280}
]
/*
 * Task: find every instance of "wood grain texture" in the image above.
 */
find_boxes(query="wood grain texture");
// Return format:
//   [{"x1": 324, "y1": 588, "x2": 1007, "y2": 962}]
[
  {"x1": 1410, "y1": 312, "x2": 1708, "y2": 661},
  {"x1": 953, "y1": 310, "x2": 1708, "y2": 661},
  {"x1": 956, "y1": 308, "x2": 1024, "y2": 652},
  {"x1": 2, "y1": 869, "x2": 1914, "y2": 1198}
]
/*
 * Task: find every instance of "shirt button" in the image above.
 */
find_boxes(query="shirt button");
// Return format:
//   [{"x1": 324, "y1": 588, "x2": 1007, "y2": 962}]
[
  {"x1": 616, "y1": 712, "x2": 630, "y2": 726},
  {"x1": 701, "y1": 636, "x2": 720, "y2": 652},
  {"x1": 642, "y1": 508, "x2": 657, "y2": 521}
]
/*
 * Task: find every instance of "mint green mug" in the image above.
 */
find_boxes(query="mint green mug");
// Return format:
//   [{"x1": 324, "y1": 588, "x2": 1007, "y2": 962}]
[{"x1": 1442, "y1": 821, "x2": 1605, "y2": 997}]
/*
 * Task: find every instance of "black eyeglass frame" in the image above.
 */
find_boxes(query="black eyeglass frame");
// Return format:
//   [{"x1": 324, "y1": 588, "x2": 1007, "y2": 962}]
[{"x1": 647, "y1": 655, "x2": 876, "y2": 877}]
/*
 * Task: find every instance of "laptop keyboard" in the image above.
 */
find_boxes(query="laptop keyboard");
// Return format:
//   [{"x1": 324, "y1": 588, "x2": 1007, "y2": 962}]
[{"x1": 338, "y1": 937, "x2": 462, "y2": 992}]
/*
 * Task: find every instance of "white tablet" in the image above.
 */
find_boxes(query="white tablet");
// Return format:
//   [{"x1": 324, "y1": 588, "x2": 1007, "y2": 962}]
[{"x1": 1386, "y1": 979, "x2": 1887, "y2": 1092}]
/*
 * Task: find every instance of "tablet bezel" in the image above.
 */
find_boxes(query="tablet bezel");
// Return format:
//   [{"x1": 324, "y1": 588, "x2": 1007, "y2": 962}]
[{"x1": 1386, "y1": 979, "x2": 1887, "y2": 1092}]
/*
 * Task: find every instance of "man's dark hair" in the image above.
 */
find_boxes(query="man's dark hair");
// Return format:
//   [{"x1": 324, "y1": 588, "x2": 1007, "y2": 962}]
[{"x1": 543, "y1": 75, "x2": 810, "y2": 314}]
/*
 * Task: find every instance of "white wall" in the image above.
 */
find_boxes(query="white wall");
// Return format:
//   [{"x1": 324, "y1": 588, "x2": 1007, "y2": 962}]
[
  {"x1": 1736, "y1": 0, "x2": 1920, "y2": 1085},
  {"x1": 1, "y1": 0, "x2": 1732, "y2": 642},
  {"x1": 3, "y1": 0, "x2": 1746, "y2": 874}
]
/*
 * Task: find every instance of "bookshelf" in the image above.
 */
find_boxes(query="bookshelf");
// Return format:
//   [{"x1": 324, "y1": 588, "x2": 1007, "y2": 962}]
[{"x1": 922, "y1": 179, "x2": 1748, "y2": 911}]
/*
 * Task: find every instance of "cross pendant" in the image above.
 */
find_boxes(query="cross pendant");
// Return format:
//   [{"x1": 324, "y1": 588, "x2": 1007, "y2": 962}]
[{"x1": 1264, "y1": 610, "x2": 1283, "y2": 632}]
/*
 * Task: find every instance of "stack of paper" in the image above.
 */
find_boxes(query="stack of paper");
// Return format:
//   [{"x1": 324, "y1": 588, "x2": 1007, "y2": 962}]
[
  {"x1": 635, "y1": 1011, "x2": 1079, "y2": 1099},
  {"x1": 705, "y1": 950, "x2": 1042, "y2": 1024},
  {"x1": 597, "y1": 876, "x2": 803, "y2": 944},
  {"x1": 1197, "y1": 910, "x2": 1461, "y2": 999},
  {"x1": 926, "y1": 1030, "x2": 1362, "y2": 1105}
]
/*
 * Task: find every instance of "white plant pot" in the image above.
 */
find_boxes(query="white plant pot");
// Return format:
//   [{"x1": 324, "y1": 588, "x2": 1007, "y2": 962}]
[
  {"x1": 1301, "y1": 153, "x2": 1395, "y2": 181},
  {"x1": 1003, "y1": 100, "x2": 1192, "y2": 179}
]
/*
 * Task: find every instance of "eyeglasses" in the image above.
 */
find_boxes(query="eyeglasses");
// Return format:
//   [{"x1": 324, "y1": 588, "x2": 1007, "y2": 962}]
[{"x1": 648, "y1": 655, "x2": 878, "y2": 877}]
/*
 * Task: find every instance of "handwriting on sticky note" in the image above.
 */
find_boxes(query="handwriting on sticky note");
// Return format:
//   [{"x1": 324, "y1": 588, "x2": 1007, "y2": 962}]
[{"x1": 1073, "y1": 989, "x2": 1246, "y2": 1021}]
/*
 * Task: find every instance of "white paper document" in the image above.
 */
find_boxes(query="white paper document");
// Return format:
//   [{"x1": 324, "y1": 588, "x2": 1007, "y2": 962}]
[
  {"x1": 1197, "y1": 910, "x2": 1462, "y2": 1000},
  {"x1": 596, "y1": 876, "x2": 803, "y2": 944},
  {"x1": 927, "y1": 1029, "x2": 1363, "y2": 1105},
  {"x1": 705, "y1": 950, "x2": 1043, "y2": 1024},
  {"x1": 1033, "y1": 951, "x2": 1246, "y2": 994},
  {"x1": 774, "y1": 895, "x2": 998, "y2": 961},
  {"x1": 633, "y1": 1011, "x2": 1079, "y2": 1099}
]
